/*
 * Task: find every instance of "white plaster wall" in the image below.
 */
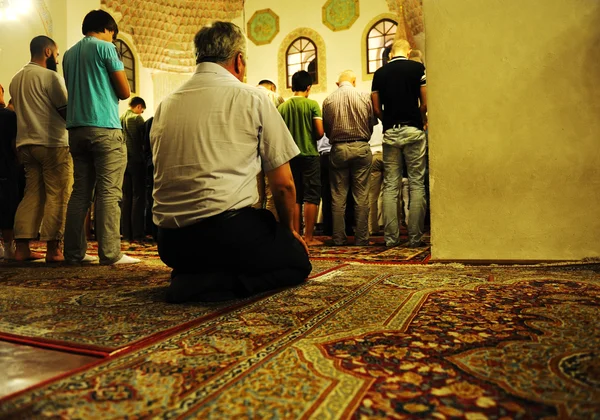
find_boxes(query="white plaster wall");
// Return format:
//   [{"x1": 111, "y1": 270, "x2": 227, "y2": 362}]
[
  {"x1": 65, "y1": 0, "x2": 101, "y2": 48},
  {"x1": 115, "y1": 31, "x2": 156, "y2": 117},
  {"x1": 0, "y1": 11, "x2": 48, "y2": 99},
  {"x1": 425, "y1": 0, "x2": 600, "y2": 261},
  {"x1": 243, "y1": 0, "x2": 394, "y2": 105}
]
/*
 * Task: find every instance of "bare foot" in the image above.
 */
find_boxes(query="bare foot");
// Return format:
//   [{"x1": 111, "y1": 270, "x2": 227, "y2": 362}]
[
  {"x1": 14, "y1": 251, "x2": 45, "y2": 261},
  {"x1": 46, "y1": 252, "x2": 65, "y2": 263},
  {"x1": 305, "y1": 238, "x2": 324, "y2": 246}
]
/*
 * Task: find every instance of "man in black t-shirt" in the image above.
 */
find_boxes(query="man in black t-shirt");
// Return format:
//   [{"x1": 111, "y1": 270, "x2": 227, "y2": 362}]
[{"x1": 371, "y1": 39, "x2": 428, "y2": 248}]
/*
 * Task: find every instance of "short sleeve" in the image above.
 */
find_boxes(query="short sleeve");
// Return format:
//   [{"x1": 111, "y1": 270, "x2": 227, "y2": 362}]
[
  {"x1": 371, "y1": 70, "x2": 381, "y2": 93},
  {"x1": 99, "y1": 42, "x2": 125, "y2": 73},
  {"x1": 47, "y1": 73, "x2": 68, "y2": 111},
  {"x1": 311, "y1": 100, "x2": 322, "y2": 119},
  {"x1": 420, "y1": 67, "x2": 427, "y2": 86},
  {"x1": 258, "y1": 94, "x2": 300, "y2": 172}
]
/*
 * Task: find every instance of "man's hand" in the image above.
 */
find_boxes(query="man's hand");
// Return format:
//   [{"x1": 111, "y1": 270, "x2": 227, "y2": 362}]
[{"x1": 293, "y1": 230, "x2": 310, "y2": 256}]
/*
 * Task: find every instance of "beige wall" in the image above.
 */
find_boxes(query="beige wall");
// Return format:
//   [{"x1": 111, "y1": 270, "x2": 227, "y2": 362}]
[
  {"x1": 0, "y1": 11, "x2": 47, "y2": 97},
  {"x1": 244, "y1": 0, "x2": 394, "y2": 104},
  {"x1": 1, "y1": 0, "x2": 103, "y2": 99},
  {"x1": 425, "y1": 0, "x2": 600, "y2": 261}
]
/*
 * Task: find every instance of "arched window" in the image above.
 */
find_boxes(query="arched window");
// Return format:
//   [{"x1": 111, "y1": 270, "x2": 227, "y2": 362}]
[
  {"x1": 286, "y1": 37, "x2": 318, "y2": 88},
  {"x1": 114, "y1": 39, "x2": 136, "y2": 93},
  {"x1": 366, "y1": 19, "x2": 398, "y2": 74}
]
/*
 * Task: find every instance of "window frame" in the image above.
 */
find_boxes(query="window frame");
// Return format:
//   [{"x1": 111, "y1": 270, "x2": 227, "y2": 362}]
[
  {"x1": 366, "y1": 18, "x2": 398, "y2": 75},
  {"x1": 113, "y1": 39, "x2": 136, "y2": 93},
  {"x1": 285, "y1": 37, "x2": 318, "y2": 89}
]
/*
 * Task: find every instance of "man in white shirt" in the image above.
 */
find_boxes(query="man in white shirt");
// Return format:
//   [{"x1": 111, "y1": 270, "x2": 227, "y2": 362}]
[
  {"x1": 151, "y1": 22, "x2": 311, "y2": 303},
  {"x1": 9, "y1": 36, "x2": 73, "y2": 262}
]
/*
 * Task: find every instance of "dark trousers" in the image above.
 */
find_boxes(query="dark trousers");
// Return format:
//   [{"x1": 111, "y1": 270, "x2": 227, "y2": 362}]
[
  {"x1": 157, "y1": 207, "x2": 312, "y2": 302},
  {"x1": 121, "y1": 161, "x2": 146, "y2": 240},
  {"x1": 319, "y1": 153, "x2": 332, "y2": 235},
  {"x1": 144, "y1": 162, "x2": 157, "y2": 240},
  {"x1": 0, "y1": 163, "x2": 25, "y2": 230}
]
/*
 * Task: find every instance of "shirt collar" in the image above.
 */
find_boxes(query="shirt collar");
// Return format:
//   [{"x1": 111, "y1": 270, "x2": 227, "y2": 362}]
[
  {"x1": 389, "y1": 56, "x2": 408, "y2": 63},
  {"x1": 195, "y1": 62, "x2": 239, "y2": 81}
]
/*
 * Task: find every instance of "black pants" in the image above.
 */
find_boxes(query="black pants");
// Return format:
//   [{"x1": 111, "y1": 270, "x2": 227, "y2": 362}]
[
  {"x1": 0, "y1": 164, "x2": 25, "y2": 230},
  {"x1": 157, "y1": 208, "x2": 312, "y2": 301},
  {"x1": 319, "y1": 153, "x2": 333, "y2": 235},
  {"x1": 121, "y1": 161, "x2": 146, "y2": 240}
]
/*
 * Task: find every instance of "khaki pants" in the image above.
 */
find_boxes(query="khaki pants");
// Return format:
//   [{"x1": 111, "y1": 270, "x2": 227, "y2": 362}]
[
  {"x1": 14, "y1": 145, "x2": 73, "y2": 241},
  {"x1": 330, "y1": 141, "x2": 372, "y2": 245}
]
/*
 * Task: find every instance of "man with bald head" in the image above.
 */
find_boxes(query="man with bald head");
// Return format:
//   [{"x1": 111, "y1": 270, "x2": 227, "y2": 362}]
[
  {"x1": 322, "y1": 70, "x2": 376, "y2": 246},
  {"x1": 372, "y1": 39, "x2": 428, "y2": 248}
]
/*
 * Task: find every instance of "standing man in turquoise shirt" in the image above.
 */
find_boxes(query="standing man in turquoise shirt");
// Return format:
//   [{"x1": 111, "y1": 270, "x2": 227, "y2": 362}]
[
  {"x1": 278, "y1": 70, "x2": 325, "y2": 246},
  {"x1": 62, "y1": 10, "x2": 139, "y2": 265}
]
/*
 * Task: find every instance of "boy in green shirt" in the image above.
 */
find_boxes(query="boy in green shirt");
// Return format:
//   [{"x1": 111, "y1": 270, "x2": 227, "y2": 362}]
[{"x1": 278, "y1": 71, "x2": 324, "y2": 246}]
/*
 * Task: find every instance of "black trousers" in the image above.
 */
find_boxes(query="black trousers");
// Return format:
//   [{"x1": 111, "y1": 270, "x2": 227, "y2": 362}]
[
  {"x1": 157, "y1": 207, "x2": 312, "y2": 301},
  {"x1": 319, "y1": 153, "x2": 333, "y2": 235},
  {"x1": 121, "y1": 161, "x2": 146, "y2": 240}
]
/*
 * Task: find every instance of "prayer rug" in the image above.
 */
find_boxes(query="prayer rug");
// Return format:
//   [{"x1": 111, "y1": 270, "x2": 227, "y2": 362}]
[
  {"x1": 29, "y1": 236, "x2": 433, "y2": 264},
  {"x1": 0, "y1": 258, "x2": 342, "y2": 355},
  {"x1": 1, "y1": 263, "x2": 598, "y2": 418},
  {"x1": 310, "y1": 235, "x2": 431, "y2": 263}
]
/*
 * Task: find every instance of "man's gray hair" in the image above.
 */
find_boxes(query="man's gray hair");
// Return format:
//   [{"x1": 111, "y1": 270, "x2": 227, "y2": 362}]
[{"x1": 194, "y1": 21, "x2": 247, "y2": 65}]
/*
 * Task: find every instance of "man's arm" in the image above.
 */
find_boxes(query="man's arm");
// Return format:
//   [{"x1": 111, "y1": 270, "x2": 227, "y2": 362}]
[
  {"x1": 322, "y1": 103, "x2": 331, "y2": 138},
  {"x1": 313, "y1": 118, "x2": 324, "y2": 140},
  {"x1": 48, "y1": 75, "x2": 68, "y2": 121},
  {"x1": 371, "y1": 92, "x2": 383, "y2": 122},
  {"x1": 266, "y1": 162, "x2": 309, "y2": 255},
  {"x1": 419, "y1": 85, "x2": 428, "y2": 130},
  {"x1": 109, "y1": 71, "x2": 131, "y2": 100}
]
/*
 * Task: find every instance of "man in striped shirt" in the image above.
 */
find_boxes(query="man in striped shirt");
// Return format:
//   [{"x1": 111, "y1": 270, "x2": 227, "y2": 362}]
[{"x1": 322, "y1": 70, "x2": 376, "y2": 246}]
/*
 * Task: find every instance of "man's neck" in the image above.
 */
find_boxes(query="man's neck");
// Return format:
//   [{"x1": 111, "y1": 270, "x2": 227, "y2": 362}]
[
  {"x1": 30, "y1": 58, "x2": 47, "y2": 68},
  {"x1": 293, "y1": 91, "x2": 309, "y2": 98},
  {"x1": 86, "y1": 32, "x2": 110, "y2": 42}
]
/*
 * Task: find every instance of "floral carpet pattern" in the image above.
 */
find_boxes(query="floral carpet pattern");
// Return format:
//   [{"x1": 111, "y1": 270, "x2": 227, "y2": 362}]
[
  {"x1": 309, "y1": 235, "x2": 431, "y2": 263},
  {"x1": 0, "y1": 248, "x2": 341, "y2": 354},
  {"x1": 1, "y1": 263, "x2": 599, "y2": 418}
]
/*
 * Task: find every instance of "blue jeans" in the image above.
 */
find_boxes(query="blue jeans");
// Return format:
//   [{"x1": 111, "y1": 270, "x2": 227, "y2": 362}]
[
  {"x1": 382, "y1": 126, "x2": 427, "y2": 246},
  {"x1": 64, "y1": 127, "x2": 126, "y2": 264}
]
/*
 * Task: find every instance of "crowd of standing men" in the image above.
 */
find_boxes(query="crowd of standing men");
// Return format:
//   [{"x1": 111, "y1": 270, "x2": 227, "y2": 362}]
[
  {"x1": 0, "y1": 10, "x2": 139, "y2": 264},
  {"x1": 0, "y1": 14, "x2": 428, "y2": 303}
]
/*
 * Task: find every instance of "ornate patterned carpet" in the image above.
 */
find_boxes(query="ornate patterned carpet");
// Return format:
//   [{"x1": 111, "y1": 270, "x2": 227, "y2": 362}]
[
  {"x1": 0, "y1": 253, "x2": 342, "y2": 355},
  {"x1": 309, "y1": 235, "x2": 431, "y2": 263},
  {"x1": 1, "y1": 262, "x2": 598, "y2": 418}
]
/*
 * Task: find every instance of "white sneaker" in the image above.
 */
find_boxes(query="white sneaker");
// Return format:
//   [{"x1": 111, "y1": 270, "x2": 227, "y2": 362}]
[
  {"x1": 82, "y1": 254, "x2": 98, "y2": 263},
  {"x1": 66, "y1": 254, "x2": 98, "y2": 265},
  {"x1": 113, "y1": 254, "x2": 141, "y2": 265}
]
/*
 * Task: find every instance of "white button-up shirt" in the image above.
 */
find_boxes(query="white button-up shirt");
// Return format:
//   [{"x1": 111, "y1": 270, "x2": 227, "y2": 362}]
[{"x1": 150, "y1": 62, "x2": 300, "y2": 229}]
